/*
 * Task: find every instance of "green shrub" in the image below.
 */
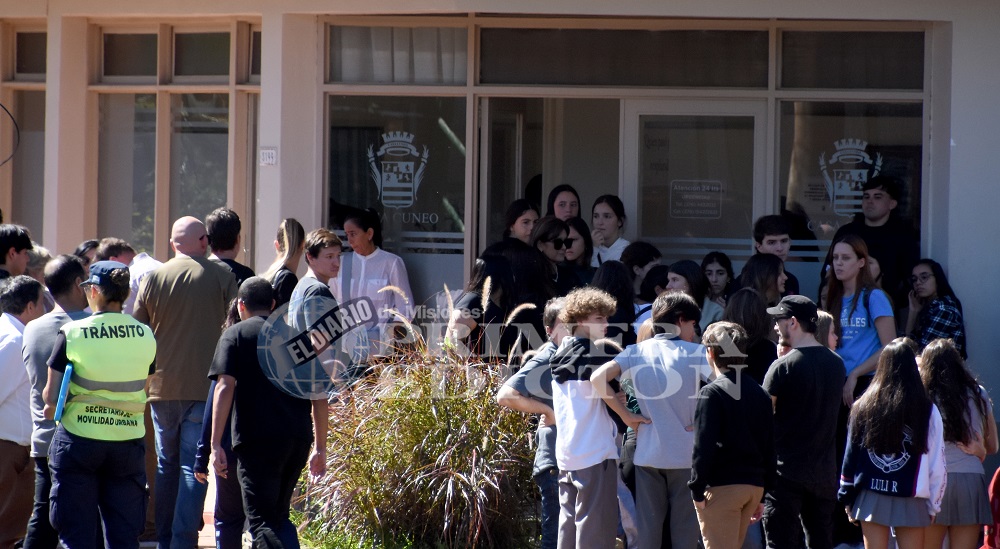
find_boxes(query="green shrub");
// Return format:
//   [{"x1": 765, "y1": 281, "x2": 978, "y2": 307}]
[{"x1": 298, "y1": 354, "x2": 538, "y2": 549}]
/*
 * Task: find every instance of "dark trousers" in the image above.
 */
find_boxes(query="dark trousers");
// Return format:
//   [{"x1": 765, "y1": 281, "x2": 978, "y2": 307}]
[
  {"x1": 235, "y1": 440, "x2": 311, "y2": 549},
  {"x1": 23, "y1": 458, "x2": 59, "y2": 549},
  {"x1": 214, "y1": 446, "x2": 246, "y2": 549},
  {"x1": 535, "y1": 468, "x2": 560, "y2": 549},
  {"x1": 762, "y1": 476, "x2": 835, "y2": 549},
  {"x1": 833, "y1": 375, "x2": 871, "y2": 546},
  {"x1": 48, "y1": 427, "x2": 147, "y2": 549}
]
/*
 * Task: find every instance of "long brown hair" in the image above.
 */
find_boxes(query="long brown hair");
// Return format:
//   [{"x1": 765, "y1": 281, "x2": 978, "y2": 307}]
[
  {"x1": 824, "y1": 234, "x2": 879, "y2": 336},
  {"x1": 920, "y1": 338, "x2": 987, "y2": 445},
  {"x1": 850, "y1": 338, "x2": 931, "y2": 455}
]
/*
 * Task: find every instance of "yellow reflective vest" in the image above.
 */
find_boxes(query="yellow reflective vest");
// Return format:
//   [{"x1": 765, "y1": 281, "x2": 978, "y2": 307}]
[{"x1": 59, "y1": 312, "x2": 156, "y2": 441}]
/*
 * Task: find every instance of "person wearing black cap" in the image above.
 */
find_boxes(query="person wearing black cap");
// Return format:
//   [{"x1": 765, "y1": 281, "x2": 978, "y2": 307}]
[
  {"x1": 761, "y1": 295, "x2": 846, "y2": 549},
  {"x1": 42, "y1": 261, "x2": 157, "y2": 549}
]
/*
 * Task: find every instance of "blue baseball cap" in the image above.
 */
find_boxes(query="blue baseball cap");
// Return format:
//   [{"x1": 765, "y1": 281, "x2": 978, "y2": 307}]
[{"x1": 80, "y1": 260, "x2": 129, "y2": 287}]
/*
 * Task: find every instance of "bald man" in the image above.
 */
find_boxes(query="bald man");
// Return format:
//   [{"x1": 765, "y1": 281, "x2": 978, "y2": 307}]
[{"x1": 134, "y1": 216, "x2": 238, "y2": 549}]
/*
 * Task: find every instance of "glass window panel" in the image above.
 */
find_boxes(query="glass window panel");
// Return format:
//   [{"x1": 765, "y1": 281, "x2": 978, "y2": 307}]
[
  {"x1": 250, "y1": 31, "x2": 262, "y2": 76},
  {"x1": 174, "y1": 32, "x2": 230, "y2": 77},
  {"x1": 781, "y1": 31, "x2": 924, "y2": 90},
  {"x1": 328, "y1": 26, "x2": 467, "y2": 85},
  {"x1": 97, "y1": 94, "x2": 157, "y2": 253},
  {"x1": 15, "y1": 33, "x2": 46, "y2": 75},
  {"x1": 103, "y1": 34, "x2": 157, "y2": 77},
  {"x1": 170, "y1": 94, "x2": 229, "y2": 224},
  {"x1": 484, "y1": 98, "x2": 619, "y2": 245},
  {"x1": 327, "y1": 95, "x2": 466, "y2": 307},
  {"x1": 10, "y1": 91, "x2": 46, "y2": 240},
  {"x1": 779, "y1": 101, "x2": 923, "y2": 299},
  {"x1": 637, "y1": 115, "x2": 755, "y2": 261},
  {"x1": 481, "y1": 29, "x2": 768, "y2": 87}
]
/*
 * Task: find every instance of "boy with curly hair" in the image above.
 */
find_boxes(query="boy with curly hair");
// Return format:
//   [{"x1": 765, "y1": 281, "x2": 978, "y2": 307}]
[{"x1": 550, "y1": 287, "x2": 626, "y2": 548}]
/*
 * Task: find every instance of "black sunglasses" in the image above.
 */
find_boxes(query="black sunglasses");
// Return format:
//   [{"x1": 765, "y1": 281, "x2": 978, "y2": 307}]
[{"x1": 548, "y1": 237, "x2": 577, "y2": 250}]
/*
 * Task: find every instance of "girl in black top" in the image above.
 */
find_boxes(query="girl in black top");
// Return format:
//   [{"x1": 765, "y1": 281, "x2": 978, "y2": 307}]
[
  {"x1": 262, "y1": 218, "x2": 305, "y2": 308},
  {"x1": 448, "y1": 256, "x2": 516, "y2": 358}
]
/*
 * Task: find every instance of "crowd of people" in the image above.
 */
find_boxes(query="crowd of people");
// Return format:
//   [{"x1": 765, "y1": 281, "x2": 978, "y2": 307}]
[
  {"x1": 0, "y1": 206, "x2": 417, "y2": 549},
  {"x1": 0, "y1": 173, "x2": 991, "y2": 549},
  {"x1": 484, "y1": 178, "x2": 992, "y2": 549}
]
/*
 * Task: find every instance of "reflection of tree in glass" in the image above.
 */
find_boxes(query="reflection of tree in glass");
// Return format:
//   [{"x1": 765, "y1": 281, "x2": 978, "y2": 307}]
[
  {"x1": 131, "y1": 94, "x2": 157, "y2": 254},
  {"x1": 170, "y1": 93, "x2": 229, "y2": 224}
]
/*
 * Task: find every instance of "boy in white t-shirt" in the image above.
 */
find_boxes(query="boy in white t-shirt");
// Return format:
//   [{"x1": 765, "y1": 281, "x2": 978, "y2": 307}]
[{"x1": 550, "y1": 287, "x2": 625, "y2": 549}]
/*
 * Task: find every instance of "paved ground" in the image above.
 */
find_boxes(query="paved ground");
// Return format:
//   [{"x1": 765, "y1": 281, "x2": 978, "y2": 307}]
[{"x1": 197, "y1": 478, "x2": 217, "y2": 548}]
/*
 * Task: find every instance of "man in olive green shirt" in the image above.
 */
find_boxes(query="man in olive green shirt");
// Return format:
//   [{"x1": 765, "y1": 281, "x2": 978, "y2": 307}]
[{"x1": 133, "y1": 216, "x2": 237, "y2": 549}]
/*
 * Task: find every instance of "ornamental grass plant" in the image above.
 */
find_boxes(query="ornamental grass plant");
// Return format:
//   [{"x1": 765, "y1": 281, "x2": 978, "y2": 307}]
[{"x1": 297, "y1": 350, "x2": 538, "y2": 548}]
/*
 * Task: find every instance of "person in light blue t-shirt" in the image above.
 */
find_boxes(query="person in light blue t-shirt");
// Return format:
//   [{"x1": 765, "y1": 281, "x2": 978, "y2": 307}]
[
  {"x1": 824, "y1": 234, "x2": 896, "y2": 404},
  {"x1": 823, "y1": 234, "x2": 897, "y2": 547}
]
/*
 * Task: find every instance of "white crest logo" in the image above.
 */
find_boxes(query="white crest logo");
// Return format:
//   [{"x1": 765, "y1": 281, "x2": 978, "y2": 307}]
[
  {"x1": 867, "y1": 429, "x2": 912, "y2": 474},
  {"x1": 819, "y1": 139, "x2": 883, "y2": 217},
  {"x1": 367, "y1": 132, "x2": 430, "y2": 209}
]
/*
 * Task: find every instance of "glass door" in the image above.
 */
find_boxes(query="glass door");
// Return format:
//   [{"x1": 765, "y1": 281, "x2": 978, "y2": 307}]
[{"x1": 622, "y1": 99, "x2": 767, "y2": 269}]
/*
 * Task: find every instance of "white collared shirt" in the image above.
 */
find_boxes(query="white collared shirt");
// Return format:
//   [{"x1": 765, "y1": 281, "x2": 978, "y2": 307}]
[
  {"x1": 124, "y1": 252, "x2": 164, "y2": 315},
  {"x1": 591, "y1": 237, "x2": 631, "y2": 267},
  {"x1": 0, "y1": 313, "x2": 30, "y2": 446}
]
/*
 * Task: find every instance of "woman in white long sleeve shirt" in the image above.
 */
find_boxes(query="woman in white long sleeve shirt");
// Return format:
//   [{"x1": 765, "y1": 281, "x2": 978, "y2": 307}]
[{"x1": 330, "y1": 210, "x2": 414, "y2": 361}]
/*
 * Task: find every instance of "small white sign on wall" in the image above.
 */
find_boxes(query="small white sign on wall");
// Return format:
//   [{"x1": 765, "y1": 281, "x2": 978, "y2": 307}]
[{"x1": 259, "y1": 147, "x2": 278, "y2": 166}]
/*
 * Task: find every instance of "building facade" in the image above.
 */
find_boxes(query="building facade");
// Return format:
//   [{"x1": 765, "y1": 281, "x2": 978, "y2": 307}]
[{"x1": 1, "y1": 1, "x2": 997, "y2": 383}]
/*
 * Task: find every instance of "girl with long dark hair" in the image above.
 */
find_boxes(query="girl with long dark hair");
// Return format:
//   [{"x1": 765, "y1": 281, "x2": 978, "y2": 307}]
[
  {"x1": 702, "y1": 251, "x2": 736, "y2": 308},
  {"x1": 738, "y1": 254, "x2": 788, "y2": 307},
  {"x1": 906, "y1": 258, "x2": 967, "y2": 359},
  {"x1": 448, "y1": 255, "x2": 517, "y2": 357},
  {"x1": 919, "y1": 338, "x2": 996, "y2": 549},
  {"x1": 838, "y1": 338, "x2": 946, "y2": 549},
  {"x1": 563, "y1": 216, "x2": 595, "y2": 285},
  {"x1": 545, "y1": 184, "x2": 581, "y2": 221},
  {"x1": 666, "y1": 259, "x2": 722, "y2": 332},
  {"x1": 721, "y1": 288, "x2": 777, "y2": 385},
  {"x1": 590, "y1": 260, "x2": 637, "y2": 347},
  {"x1": 502, "y1": 198, "x2": 539, "y2": 245},
  {"x1": 530, "y1": 216, "x2": 581, "y2": 297},
  {"x1": 590, "y1": 195, "x2": 630, "y2": 266}
]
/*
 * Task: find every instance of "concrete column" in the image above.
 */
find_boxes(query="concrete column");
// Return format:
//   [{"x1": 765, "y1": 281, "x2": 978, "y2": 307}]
[
  {"x1": 254, "y1": 10, "x2": 323, "y2": 272},
  {"x1": 42, "y1": 16, "x2": 93, "y2": 252}
]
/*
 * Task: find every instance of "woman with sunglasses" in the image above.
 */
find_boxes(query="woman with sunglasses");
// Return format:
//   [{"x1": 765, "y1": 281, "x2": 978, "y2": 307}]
[
  {"x1": 530, "y1": 216, "x2": 582, "y2": 297},
  {"x1": 906, "y1": 258, "x2": 967, "y2": 359},
  {"x1": 563, "y1": 216, "x2": 596, "y2": 285}
]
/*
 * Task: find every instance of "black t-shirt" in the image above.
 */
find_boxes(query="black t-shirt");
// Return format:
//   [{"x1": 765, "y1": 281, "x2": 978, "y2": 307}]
[
  {"x1": 763, "y1": 345, "x2": 846, "y2": 488},
  {"x1": 782, "y1": 271, "x2": 800, "y2": 297},
  {"x1": 827, "y1": 216, "x2": 919, "y2": 305},
  {"x1": 213, "y1": 258, "x2": 256, "y2": 288},
  {"x1": 744, "y1": 337, "x2": 778, "y2": 386},
  {"x1": 270, "y1": 266, "x2": 298, "y2": 309},
  {"x1": 208, "y1": 316, "x2": 313, "y2": 449}
]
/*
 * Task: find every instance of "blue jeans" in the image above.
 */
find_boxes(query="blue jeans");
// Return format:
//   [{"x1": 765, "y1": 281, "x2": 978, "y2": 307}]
[
  {"x1": 151, "y1": 400, "x2": 208, "y2": 549},
  {"x1": 535, "y1": 468, "x2": 559, "y2": 549}
]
